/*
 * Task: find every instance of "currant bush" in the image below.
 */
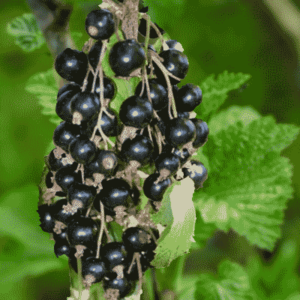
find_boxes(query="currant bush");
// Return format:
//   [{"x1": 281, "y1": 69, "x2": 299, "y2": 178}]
[{"x1": 38, "y1": 1, "x2": 209, "y2": 298}]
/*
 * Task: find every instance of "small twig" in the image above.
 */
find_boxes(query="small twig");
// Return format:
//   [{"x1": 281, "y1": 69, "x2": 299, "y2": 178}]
[{"x1": 96, "y1": 201, "x2": 106, "y2": 258}]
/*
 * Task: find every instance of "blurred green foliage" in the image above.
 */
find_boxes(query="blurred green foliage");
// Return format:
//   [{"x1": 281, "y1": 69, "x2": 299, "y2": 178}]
[{"x1": 1, "y1": 0, "x2": 300, "y2": 299}]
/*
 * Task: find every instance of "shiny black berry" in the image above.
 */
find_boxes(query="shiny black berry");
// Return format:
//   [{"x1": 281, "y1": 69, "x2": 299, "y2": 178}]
[
  {"x1": 135, "y1": 79, "x2": 168, "y2": 111},
  {"x1": 46, "y1": 171, "x2": 54, "y2": 188},
  {"x1": 166, "y1": 39, "x2": 184, "y2": 52},
  {"x1": 67, "y1": 182, "x2": 97, "y2": 208},
  {"x1": 68, "y1": 135, "x2": 97, "y2": 165},
  {"x1": 52, "y1": 198, "x2": 78, "y2": 225},
  {"x1": 155, "y1": 152, "x2": 180, "y2": 177},
  {"x1": 119, "y1": 95, "x2": 153, "y2": 128},
  {"x1": 100, "y1": 242, "x2": 129, "y2": 269},
  {"x1": 124, "y1": 257, "x2": 149, "y2": 281},
  {"x1": 121, "y1": 135, "x2": 153, "y2": 165},
  {"x1": 69, "y1": 247, "x2": 96, "y2": 273},
  {"x1": 173, "y1": 147, "x2": 190, "y2": 166},
  {"x1": 57, "y1": 83, "x2": 81, "y2": 99},
  {"x1": 97, "y1": 178, "x2": 132, "y2": 210},
  {"x1": 154, "y1": 49, "x2": 189, "y2": 85},
  {"x1": 70, "y1": 92, "x2": 100, "y2": 124},
  {"x1": 53, "y1": 121, "x2": 81, "y2": 152},
  {"x1": 86, "y1": 108, "x2": 119, "y2": 137},
  {"x1": 165, "y1": 118, "x2": 196, "y2": 148},
  {"x1": 85, "y1": 150, "x2": 118, "y2": 178},
  {"x1": 190, "y1": 118, "x2": 209, "y2": 148},
  {"x1": 55, "y1": 48, "x2": 88, "y2": 84},
  {"x1": 86, "y1": 74, "x2": 116, "y2": 99},
  {"x1": 175, "y1": 84, "x2": 202, "y2": 112},
  {"x1": 55, "y1": 164, "x2": 82, "y2": 193},
  {"x1": 67, "y1": 216, "x2": 98, "y2": 247},
  {"x1": 53, "y1": 227, "x2": 68, "y2": 242},
  {"x1": 87, "y1": 40, "x2": 103, "y2": 70},
  {"x1": 85, "y1": 9, "x2": 115, "y2": 40},
  {"x1": 82, "y1": 257, "x2": 107, "y2": 284},
  {"x1": 122, "y1": 227, "x2": 151, "y2": 252},
  {"x1": 109, "y1": 39, "x2": 146, "y2": 77},
  {"x1": 103, "y1": 276, "x2": 134, "y2": 299},
  {"x1": 56, "y1": 90, "x2": 80, "y2": 123},
  {"x1": 47, "y1": 149, "x2": 77, "y2": 172},
  {"x1": 54, "y1": 240, "x2": 71, "y2": 258},
  {"x1": 143, "y1": 172, "x2": 172, "y2": 201},
  {"x1": 182, "y1": 160, "x2": 208, "y2": 190},
  {"x1": 37, "y1": 204, "x2": 55, "y2": 233}
]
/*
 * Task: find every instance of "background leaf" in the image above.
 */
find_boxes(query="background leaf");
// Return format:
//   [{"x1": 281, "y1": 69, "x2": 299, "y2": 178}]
[
  {"x1": 25, "y1": 68, "x2": 60, "y2": 125},
  {"x1": 6, "y1": 13, "x2": 45, "y2": 52},
  {"x1": 194, "y1": 260, "x2": 256, "y2": 300},
  {"x1": 195, "y1": 71, "x2": 251, "y2": 120}
]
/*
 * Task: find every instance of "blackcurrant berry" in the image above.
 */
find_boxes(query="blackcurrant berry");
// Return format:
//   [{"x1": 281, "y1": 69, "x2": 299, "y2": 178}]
[
  {"x1": 93, "y1": 194, "x2": 116, "y2": 217},
  {"x1": 119, "y1": 95, "x2": 153, "y2": 128},
  {"x1": 37, "y1": 204, "x2": 55, "y2": 233},
  {"x1": 100, "y1": 242, "x2": 129, "y2": 269},
  {"x1": 143, "y1": 172, "x2": 172, "y2": 201},
  {"x1": 154, "y1": 49, "x2": 189, "y2": 85},
  {"x1": 190, "y1": 118, "x2": 209, "y2": 148},
  {"x1": 138, "y1": 18, "x2": 165, "y2": 39},
  {"x1": 53, "y1": 227, "x2": 68, "y2": 242},
  {"x1": 120, "y1": 134, "x2": 153, "y2": 165},
  {"x1": 165, "y1": 118, "x2": 196, "y2": 148},
  {"x1": 109, "y1": 39, "x2": 146, "y2": 76},
  {"x1": 57, "y1": 83, "x2": 81, "y2": 99},
  {"x1": 56, "y1": 90, "x2": 80, "y2": 123},
  {"x1": 124, "y1": 257, "x2": 149, "y2": 281},
  {"x1": 85, "y1": 9, "x2": 115, "y2": 40},
  {"x1": 47, "y1": 149, "x2": 77, "y2": 172},
  {"x1": 85, "y1": 108, "x2": 119, "y2": 137},
  {"x1": 69, "y1": 247, "x2": 96, "y2": 273},
  {"x1": 175, "y1": 84, "x2": 202, "y2": 112},
  {"x1": 55, "y1": 48, "x2": 88, "y2": 84},
  {"x1": 182, "y1": 160, "x2": 208, "y2": 190},
  {"x1": 87, "y1": 40, "x2": 103, "y2": 70},
  {"x1": 55, "y1": 164, "x2": 82, "y2": 193},
  {"x1": 173, "y1": 147, "x2": 190, "y2": 166},
  {"x1": 46, "y1": 171, "x2": 54, "y2": 188},
  {"x1": 97, "y1": 178, "x2": 133, "y2": 210},
  {"x1": 67, "y1": 182, "x2": 97, "y2": 208},
  {"x1": 70, "y1": 92, "x2": 100, "y2": 124},
  {"x1": 103, "y1": 276, "x2": 134, "y2": 299},
  {"x1": 52, "y1": 198, "x2": 78, "y2": 225},
  {"x1": 85, "y1": 150, "x2": 118, "y2": 178},
  {"x1": 68, "y1": 135, "x2": 97, "y2": 165},
  {"x1": 54, "y1": 240, "x2": 71, "y2": 258},
  {"x1": 122, "y1": 227, "x2": 152, "y2": 252},
  {"x1": 165, "y1": 39, "x2": 184, "y2": 52},
  {"x1": 53, "y1": 121, "x2": 81, "y2": 152},
  {"x1": 82, "y1": 257, "x2": 107, "y2": 284},
  {"x1": 135, "y1": 79, "x2": 168, "y2": 111},
  {"x1": 155, "y1": 152, "x2": 180, "y2": 177},
  {"x1": 67, "y1": 216, "x2": 98, "y2": 247},
  {"x1": 86, "y1": 73, "x2": 116, "y2": 99}
]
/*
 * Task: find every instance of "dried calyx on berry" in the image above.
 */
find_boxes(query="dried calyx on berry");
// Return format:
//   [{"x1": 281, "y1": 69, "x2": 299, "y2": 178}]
[{"x1": 38, "y1": 0, "x2": 209, "y2": 297}]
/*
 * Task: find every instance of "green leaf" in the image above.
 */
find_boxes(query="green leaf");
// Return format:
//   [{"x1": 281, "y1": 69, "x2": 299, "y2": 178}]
[
  {"x1": 246, "y1": 239, "x2": 300, "y2": 300},
  {"x1": 150, "y1": 177, "x2": 196, "y2": 268},
  {"x1": 193, "y1": 210, "x2": 217, "y2": 249},
  {"x1": 208, "y1": 105, "x2": 261, "y2": 135},
  {"x1": 6, "y1": 13, "x2": 45, "y2": 52},
  {"x1": 25, "y1": 68, "x2": 60, "y2": 125},
  {"x1": 194, "y1": 116, "x2": 300, "y2": 250},
  {"x1": 195, "y1": 260, "x2": 255, "y2": 300},
  {"x1": 195, "y1": 71, "x2": 251, "y2": 120}
]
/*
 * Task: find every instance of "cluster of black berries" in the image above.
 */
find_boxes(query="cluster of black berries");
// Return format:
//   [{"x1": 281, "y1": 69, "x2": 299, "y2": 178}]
[{"x1": 38, "y1": 0, "x2": 209, "y2": 298}]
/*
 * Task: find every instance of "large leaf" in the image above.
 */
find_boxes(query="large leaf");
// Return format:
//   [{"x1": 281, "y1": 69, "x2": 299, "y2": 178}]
[
  {"x1": 195, "y1": 260, "x2": 255, "y2": 300},
  {"x1": 195, "y1": 71, "x2": 251, "y2": 121},
  {"x1": 194, "y1": 115, "x2": 299, "y2": 250},
  {"x1": 150, "y1": 177, "x2": 196, "y2": 268},
  {"x1": 25, "y1": 68, "x2": 60, "y2": 125},
  {"x1": 7, "y1": 13, "x2": 45, "y2": 52}
]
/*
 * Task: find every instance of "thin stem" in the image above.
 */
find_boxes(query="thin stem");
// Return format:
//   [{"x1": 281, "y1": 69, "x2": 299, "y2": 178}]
[
  {"x1": 144, "y1": 14, "x2": 151, "y2": 65},
  {"x1": 96, "y1": 201, "x2": 105, "y2": 258},
  {"x1": 77, "y1": 258, "x2": 83, "y2": 300}
]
